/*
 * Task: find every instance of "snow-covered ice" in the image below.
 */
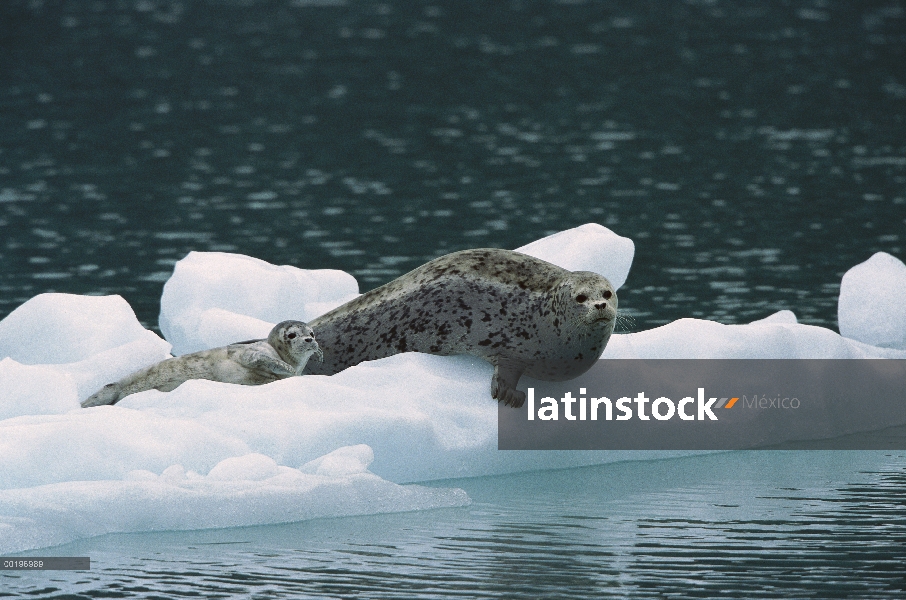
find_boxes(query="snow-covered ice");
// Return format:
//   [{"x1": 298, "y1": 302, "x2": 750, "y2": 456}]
[
  {"x1": 515, "y1": 222, "x2": 635, "y2": 289},
  {"x1": 602, "y1": 313, "x2": 906, "y2": 359},
  {"x1": 0, "y1": 293, "x2": 157, "y2": 365},
  {"x1": 0, "y1": 359, "x2": 80, "y2": 420},
  {"x1": 0, "y1": 224, "x2": 904, "y2": 553},
  {"x1": 160, "y1": 251, "x2": 359, "y2": 356},
  {"x1": 0, "y1": 294, "x2": 172, "y2": 404},
  {"x1": 838, "y1": 252, "x2": 906, "y2": 350}
]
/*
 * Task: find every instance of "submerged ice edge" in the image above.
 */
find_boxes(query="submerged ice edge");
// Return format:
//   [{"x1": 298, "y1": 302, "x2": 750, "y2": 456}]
[{"x1": 0, "y1": 445, "x2": 471, "y2": 555}]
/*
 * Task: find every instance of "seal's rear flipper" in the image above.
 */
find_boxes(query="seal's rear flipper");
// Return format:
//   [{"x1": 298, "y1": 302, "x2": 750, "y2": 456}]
[
  {"x1": 81, "y1": 383, "x2": 122, "y2": 407},
  {"x1": 491, "y1": 359, "x2": 527, "y2": 408}
]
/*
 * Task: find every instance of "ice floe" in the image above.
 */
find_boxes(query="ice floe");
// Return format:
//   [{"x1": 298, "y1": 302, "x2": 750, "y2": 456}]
[{"x1": 0, "y1": 224, "x2": 903, "y2": 553}]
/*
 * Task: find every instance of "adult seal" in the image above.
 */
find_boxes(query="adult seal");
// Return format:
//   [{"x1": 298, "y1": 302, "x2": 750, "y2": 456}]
[
  {"x1": 81, "y1": 320, "x2": 322, "y2": 407},
  {"x1": 303, "y1": 248, "x2": 618, "y2": 407}
]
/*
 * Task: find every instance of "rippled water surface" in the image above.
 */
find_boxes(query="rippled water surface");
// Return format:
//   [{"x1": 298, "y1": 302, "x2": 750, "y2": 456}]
[
  {"x1": 1, "y1": 0, "x2": 904, "y2": 329},
  {"x1": 4, "y1": 452, "x2": 906, "y2": 598}
]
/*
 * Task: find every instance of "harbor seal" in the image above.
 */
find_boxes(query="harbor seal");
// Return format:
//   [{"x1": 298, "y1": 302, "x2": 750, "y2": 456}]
[
  {"x1": 303, "y1": 248, "x2": 618, "y2": 407},
  {"x1": 81, "y1": 320, "x2": 322, "y2": 407}
]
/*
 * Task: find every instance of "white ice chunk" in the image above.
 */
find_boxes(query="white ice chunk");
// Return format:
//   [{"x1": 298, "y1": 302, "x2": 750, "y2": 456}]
[
  {"x1": 0, "y1": 293, "x2": 156, "y2": 364},
  {"x1": 206, "y1": 453, "x2": 283, "y2": 481},
  {"x1": 516, "y1": 223, "x2": 635, "y2": 289},
  {"x1": 0, "y1": 445, "x2": 469, "y2": 555},
  {"x1": 196, "y1": 308, "x2": 275, "y2": 349},
  {"x1": 749, "y1": 310, "x2": 798, "y2": 325},
  {"x1": 159, "y1": 251, "x2": 359, "y2": 355},
  {"x1": 109, "y1": 354, "x2": 698, "y2": 484},
  {"x1": 0, "y1": 358, "x2": 79, "y2": 419},
  {"x1": 0, "y1": 348, "x2": 685, "y2": 491},
  {"x1": 0, "y1": 293, "x2": 172, "y2": 403},
  {"x1": 49, "y1": 332, "x2": 172, "y2": 401},
  {"x1": 838, "y1": 252, "x2": 906, "y2": 350},
  {"x1": 112, "y1": 354, "x2": 497, "y2": 483},
  {"x1": 0, "y1": 405, "x2": 251, "y2": 490},
  {"x1": 300, "y1": 444, "x2": 374, "y2": 476},
  {"x1": 602, "y1": 317, "x2": 906, "y2": 359}
]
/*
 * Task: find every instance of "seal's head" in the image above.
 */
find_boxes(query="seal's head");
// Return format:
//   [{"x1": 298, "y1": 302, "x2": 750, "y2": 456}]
[
  {"x1": 553, "y1": 272, "x2": 618, "y2": 337},
  {"x1": 269, "y1": 320, "x2": 323, "y2": 373}
]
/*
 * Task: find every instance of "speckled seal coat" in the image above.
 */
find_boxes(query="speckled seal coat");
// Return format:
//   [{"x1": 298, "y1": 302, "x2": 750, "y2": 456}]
[
  {"x1": 303, "y1": 249, "x2": 618, "y2": 407},
  {"x1": 81, "y1": 321, "x2": 322, "y2": 407}
]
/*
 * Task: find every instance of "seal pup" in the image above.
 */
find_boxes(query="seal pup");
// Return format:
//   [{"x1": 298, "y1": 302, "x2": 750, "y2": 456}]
[
  {"x1": 303, "y1": 248, "x2": 618, "y2": 408},
  {"x1": 81, "y1": 320, "x2": 322, "y2": 407}
]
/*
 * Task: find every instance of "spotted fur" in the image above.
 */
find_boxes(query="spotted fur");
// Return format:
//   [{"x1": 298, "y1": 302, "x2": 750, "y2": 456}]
[
  {"x1": 81, "y1": 320, "x2": 322, "y2": 407},
  {"x1": 303, "y1": 249, "x2": 618, "y2": 407}
]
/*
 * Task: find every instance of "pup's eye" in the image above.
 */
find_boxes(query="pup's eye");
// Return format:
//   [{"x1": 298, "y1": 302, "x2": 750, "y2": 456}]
[
  {"x1": 287, "y1": 332, "x2": 297, "y2": 339},
  {"x1": 575, "y1": 294, "x2": 587, "y2": 303},
  {"x1": 603, "y1": 290, "x2": 612, "y2": 299}
]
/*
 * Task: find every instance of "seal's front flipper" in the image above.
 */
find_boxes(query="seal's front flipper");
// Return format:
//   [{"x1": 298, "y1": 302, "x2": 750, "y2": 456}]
[
  {"x1": 81, "y1": 383, "x2": 122, "y2": 407},
  {"x1": 237, "y1": 348, "x2": 296, "y2": 377},
  {"x1": 491, "y1": 359, "x2": 527, "y2": 408}
]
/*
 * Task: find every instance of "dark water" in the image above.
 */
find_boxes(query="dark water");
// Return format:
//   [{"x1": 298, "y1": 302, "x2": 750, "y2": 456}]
[
  {"x1": 1, "y1": 0, "x2": 904, "y2": 330},
  {"x1": 2, "y1": 2, "x2": 906, "y2": 597},
  {"x1": 3, "y1": 451, "x2": 906, "y2": 598}
]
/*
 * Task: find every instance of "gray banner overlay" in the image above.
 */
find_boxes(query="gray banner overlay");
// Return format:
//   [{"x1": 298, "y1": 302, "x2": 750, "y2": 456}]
[
  {"x1": 498, "y1": 360, "x2": 906, "y2": 450},
  {"x1": 1, "y1": 557, "x2": 90, "y2": 570}
]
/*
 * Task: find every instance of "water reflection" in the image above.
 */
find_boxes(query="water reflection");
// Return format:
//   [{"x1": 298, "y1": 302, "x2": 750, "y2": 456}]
[{"x1": 3, "y1": 451, "x2": 904, "y2": 598}]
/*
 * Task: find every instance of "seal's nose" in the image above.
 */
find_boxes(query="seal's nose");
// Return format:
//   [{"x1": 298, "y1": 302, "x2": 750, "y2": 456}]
[
  {"x1": 595, "y1": 302, "x2": 607, "y2": 310},
  {"x1": 304, "y1": 337, "x2": 313, "y2": 342}
]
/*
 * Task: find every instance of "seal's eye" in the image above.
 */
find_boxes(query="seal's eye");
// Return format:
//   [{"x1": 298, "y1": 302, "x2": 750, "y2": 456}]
[
  {"x1": 575, "y1": 294, "x2": 588, "y2": 303},
  {"x1": 603, "y1": 290, "x2": 612, "y2": 300},
  {"x1": 287, "y1": 332, "x2": 297, "y2": 339}
]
